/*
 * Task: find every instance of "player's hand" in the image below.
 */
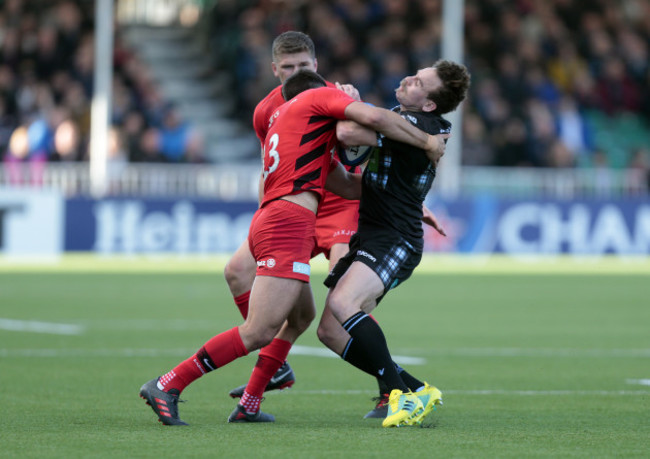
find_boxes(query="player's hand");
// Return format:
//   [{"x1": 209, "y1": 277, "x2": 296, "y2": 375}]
[
  {"x1": 422, "y1": 204, "x2": 446, "y2": 236},
  {"x1": 335, "y1": 82, "x2": 361, "y2": 101},
  {"x1": 425, "y1": 133, "x2": 450, "y2": 165}
]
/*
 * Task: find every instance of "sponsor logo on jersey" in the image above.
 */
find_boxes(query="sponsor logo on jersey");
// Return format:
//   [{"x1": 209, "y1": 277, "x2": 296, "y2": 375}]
[
  {"x1": 332, "y1": 229, "x2": 356, "y2": 238},
  {"x1": 293, "y1": 262, "x2": 310, "y2": 276},
  {"x1": 257, "y1": 258, "x2": 276, "y2": 268},
  {"x1": 268, "y1": 110, "x2": 280, "y2": 129},
  {"x1": 357, "y1": 250, "x2": 376, "y2": 262}
]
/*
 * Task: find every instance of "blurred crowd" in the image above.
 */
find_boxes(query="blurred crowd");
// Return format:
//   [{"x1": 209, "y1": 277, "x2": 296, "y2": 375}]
[
  {"x1": 0, "y1": 0, "x2": 204, "y2": 185},
  {"x1": 1, "y1": 0, "x2": 649, "y2": 183},
  {"x1": 211, "y1": 0, "x2": 650, "y2": 172}
]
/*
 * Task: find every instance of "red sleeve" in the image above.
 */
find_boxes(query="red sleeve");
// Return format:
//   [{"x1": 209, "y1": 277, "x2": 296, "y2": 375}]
[
  {"x1": 309, "y1": 87, "x2": 355, "y2": 120},
  {"x1": 253, "y1": 86, "x2": 285, "y2": 144}
]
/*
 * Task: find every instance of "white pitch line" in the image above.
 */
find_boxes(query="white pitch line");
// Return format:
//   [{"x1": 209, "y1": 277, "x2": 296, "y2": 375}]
[
  {"x1": 443, "y1": 389, "x2": 650, "y2": 396},
  {"x1": 290, "y1": 345, "x2": 425, "y2": 365},
  {"x1": 626, "y1": 379, "x2": 650, "y2": 386},
  {"x1": 401, "y1": 348, "x2": 650, "y2": 358},
  {"x1": 0, "y1": 318, "x2": 84, "y2": 335},
  {"x1": 0, "y1": 345, "x2": 425, "y2": 365}
]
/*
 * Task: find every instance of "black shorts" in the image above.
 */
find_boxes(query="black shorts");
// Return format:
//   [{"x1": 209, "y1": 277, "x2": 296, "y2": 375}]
[{"x1": 324, "y1": 229, "x2": 423, "y2": 301}]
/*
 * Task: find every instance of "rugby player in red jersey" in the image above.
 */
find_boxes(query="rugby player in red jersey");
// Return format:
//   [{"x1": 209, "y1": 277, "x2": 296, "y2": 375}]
[
  {"x1": 138, "y1": 69, "x2": 448, "y2": 426},
  {"x1": 223, "y1": 33, "x2": 359, "y2": 400}
]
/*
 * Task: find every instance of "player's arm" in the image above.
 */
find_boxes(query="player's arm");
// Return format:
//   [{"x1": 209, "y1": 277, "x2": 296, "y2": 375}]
[
  {"x1": 336, "y1": 120, "x2": 377, "y2": 148},
  {"x1": 343, "y1": 102, "x2": 448, "y2": 163},
  {"x1": 324, "y1": 161, "x2": 362, "y2": 200}
]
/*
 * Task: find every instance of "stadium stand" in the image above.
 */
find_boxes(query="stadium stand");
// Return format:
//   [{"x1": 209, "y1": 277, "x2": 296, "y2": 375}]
[
  {"x1": 209, "y1": 0, "x2": 649, "y2": 169},
  {"x1": 1, "y1": 0, "x2": 648, "y2": 197}
]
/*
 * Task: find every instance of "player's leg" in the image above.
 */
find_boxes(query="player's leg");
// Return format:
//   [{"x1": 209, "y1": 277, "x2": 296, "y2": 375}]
[
  {"x1": 228, "y1": 198, "x2": 316, "y2": 421},
  {"x1": 224, "y1": 239, "x2": 257, "y2": 317},
  {"x1": 326, "y1": 261, "x2": 425, "y2": 427},
  {"x1": 230, "y1": 282, "x2": 316, "y2": 422},
  {"x1": 224, "y1": 235, "x2": 297, "y2": 398},
  {"x1": 327, "y1": 261, "x2": 406, "y2": 388},
  {"x1": 139, "y1": 274, "x2": 300, "y2": 426},
  {"x1": 316, "y1": 242, "x2": 354, "y2": 351},
  {"x1": 238, "y1": 276, "x2": 306, "y2": 349},
  {"x1": 318, "y1": 241, "x2": 393, "y2": 417}
]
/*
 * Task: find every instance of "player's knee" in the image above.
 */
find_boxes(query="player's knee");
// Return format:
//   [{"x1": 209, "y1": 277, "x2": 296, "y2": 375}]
[
  {"x1": 326, "y1": 290, "x2": 351, "y2": 323},
  {"x1": 246, "y1": 326, "x2": 277, "y2": 350},
  {"x1": 301, "y1": 306, "x2": 317, "y2": 331},
  {"x1": 223, "y1": 258, "x2": 241, "y2": 285},
  {"x1": 316, "y1": 322, "x2": 333, "y2": 347},
  {"x1": 224, "y1": 258, "x2": 253, "y2": 293},
  {"x1": 288, "y1": 306, "x2": 316, "y2": 336}
]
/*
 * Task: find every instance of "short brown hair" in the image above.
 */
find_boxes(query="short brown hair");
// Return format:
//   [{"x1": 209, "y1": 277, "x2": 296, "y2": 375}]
[
  {"x1": 281, "y1": 70, "x2": 327, "y2": 100},
  {"x1": 429, "y1": 60, "x2": 471, "y2": 115},
  {"x1": 272, "y1": 31, "x2": 316, "y2": 62}
]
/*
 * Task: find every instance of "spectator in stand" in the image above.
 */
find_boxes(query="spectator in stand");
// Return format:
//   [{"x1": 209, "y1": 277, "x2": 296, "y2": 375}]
[
  {"x1": 595, "y1": 56, "x2": 641, "y2": 115},
  {"x1": 0, "y1": 98, "x2": 16, "y2": 153},
  {"x1": 547, "y1": 42, "x2": 588, "y2": 93},
  {"x1": 618, "y1": 30, "x2": 648, "y2": 83},
  {"x1": 122, "y1": 111, "x2": 147, "y2": 162},
  {"x1": 554, "y1": 94, "x2": 595, "y2": 166},
  {"x1": 628, "y1": 148, "x2": 650, "y2": 193},
  {"x1": 106, "y1": 126, "x2": 128, "y2": 192},
  {"x1": 494, "y1": 117, "x2": 529, "y2": 167},
  {"x1": 157, "y1": 104, "x2": 195, "y2": 163},
  {"x1": 26, "y1": 118, "x2": 52, "y2": 159},
  {"x1": 462, "y1": 112, "x2": 493, "y2": 166},
  {"x1": 590, "y1": 149, "x2": 614, "y2": 197},
  {"x1": 3, "y1": 124, "x2": 46, "y2": 185},
  {"x1": 51, "y1": 119, "x2": 83, "y2": 162},
  {"x1": 524, "y1": 66, "x2": 561, "y2": 107},
  {"x1": 183, "y1": 130, "x2": 207, "y2": 164},
  {"x1": 134, "y1": 127, "x2": 164, "y2": 163},
  {"x1": 526, "y1": 99, "x2": 557, "y2": 167},
  {"x1": 34, "y1": 25, "x2": 64, "y2": 80},
  {"x1": 547, "y1": 139, "x2": 575, "y2": 169}
]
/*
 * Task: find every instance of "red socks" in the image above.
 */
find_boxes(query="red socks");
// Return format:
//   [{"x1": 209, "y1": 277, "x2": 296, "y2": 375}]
[
  {"x1": 158, "y1": 327, "x2": 249, "y2": 394},
  {"x1": 234, "y1": 291, "x2": 250, "y2": 319},
  {"x1": 243, "y1": 339, "x2": 292, "y2": 399}
]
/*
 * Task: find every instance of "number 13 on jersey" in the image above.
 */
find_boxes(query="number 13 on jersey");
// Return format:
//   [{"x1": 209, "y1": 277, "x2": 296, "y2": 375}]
[{"x1": 263, "y1": 133, "x2": 280, "y2": 180}]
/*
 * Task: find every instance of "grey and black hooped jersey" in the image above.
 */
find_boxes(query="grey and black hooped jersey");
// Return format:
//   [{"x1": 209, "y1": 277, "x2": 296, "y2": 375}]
[{"x1": 358, "y1": 108, "x2": 451, "y2": 240}]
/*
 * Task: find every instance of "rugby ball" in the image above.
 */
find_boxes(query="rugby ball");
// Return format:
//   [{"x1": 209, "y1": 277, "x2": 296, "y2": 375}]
[{"x1": 339, "y1": 145, "x2": 374, "y2": 166}]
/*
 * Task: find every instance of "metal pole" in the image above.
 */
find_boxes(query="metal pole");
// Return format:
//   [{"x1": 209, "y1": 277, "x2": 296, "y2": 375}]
[
  {"x1": 438, "y1": 0, "x2": 465, "y2": 198},
  {"x1": 90, "y1": 0, "x2": 114, "y2": 198}
]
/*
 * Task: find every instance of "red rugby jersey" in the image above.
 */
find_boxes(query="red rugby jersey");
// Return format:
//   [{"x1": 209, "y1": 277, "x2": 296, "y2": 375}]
[
  {"x1": 253, "y1": 82, "x2": 337, "y2": 145},
  {"x1": 253, "y1": 85, "x2": 285, "y2": 145},
  {"x1": 261, "y1": 87, "x2": 355, "y2": 207}
]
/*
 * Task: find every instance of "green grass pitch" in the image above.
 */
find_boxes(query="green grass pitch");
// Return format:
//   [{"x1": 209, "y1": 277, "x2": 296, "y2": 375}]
[{"x1": 1, "y1": 255, "x2": 648, "y2": 458}]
